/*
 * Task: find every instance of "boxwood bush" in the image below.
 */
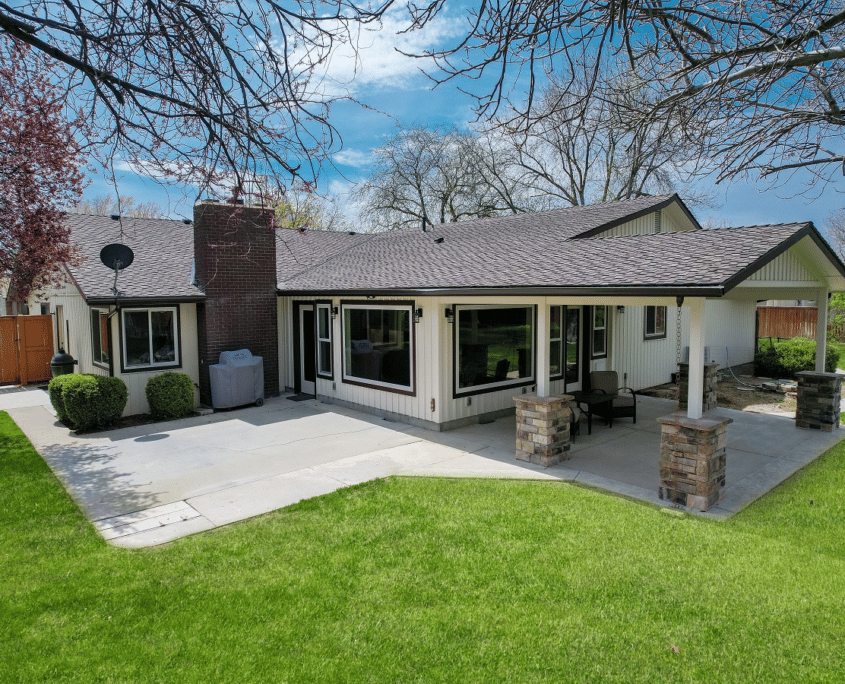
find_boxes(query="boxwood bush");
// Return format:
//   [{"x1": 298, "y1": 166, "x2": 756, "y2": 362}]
[
  {"x1": 49, "y1": 374, "x2": 128, "y2": 430},
  {"x1": 62, "y1": 375, "x2": 128, "y2": 431},
  {"x1": 145, "y1": 372, "x2": 195, "y2": 420},
  {"x1": 754, "y1": 337, "x2": 838, "y2": 378},
  {"x1": 48, "y1": 374, "x2": 88, "y2": 427}
]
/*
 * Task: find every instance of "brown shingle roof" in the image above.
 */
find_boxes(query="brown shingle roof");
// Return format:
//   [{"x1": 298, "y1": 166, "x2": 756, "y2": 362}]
[{"x1": 277, "y1": 220, "x2": 817, "y2": 294}]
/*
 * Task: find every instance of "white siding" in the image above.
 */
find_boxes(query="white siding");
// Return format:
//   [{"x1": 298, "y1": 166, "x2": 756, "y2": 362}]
[
  {"x1": 613, "y1": 300, "x2": 756, "y2": 392},
  {"x1": 600, "y1": 212, "x2": 657, "y2": 237},
  {"x1": 282, "y1": 295, "x2": 440, "y2": 425},
  {"x1": 112, "y1": 304, "x2": 200, "y2": 416},
  {"x1": 701, "y1": 300, "x2": 756, "y2": 369},
  {"x1": 46, "y1": 281, "x2": 199, "y2": 417},
  {"x1": 593, "y1": 205, "x2": 697, "y2": 239},
  {"x1": 746, "y1": 250, "x2": 815, "y2": 282},
  {"x1": 613, "y1": 305, "x2": 685, "y2": 391}
]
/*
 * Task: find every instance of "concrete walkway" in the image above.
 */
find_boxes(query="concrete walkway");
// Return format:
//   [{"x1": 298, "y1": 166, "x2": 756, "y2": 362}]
[{"x1": 2, "y1": 386, "x2": 842, "y2": 548}]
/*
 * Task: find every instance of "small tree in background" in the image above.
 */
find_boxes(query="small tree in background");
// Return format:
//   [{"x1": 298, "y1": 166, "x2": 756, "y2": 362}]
[
  {"x1": 0, "y1": 38, "x2": 84, "y2": 299},
  {"x1": 75, "y1": 194, "x2": 166, "y2": 219}
]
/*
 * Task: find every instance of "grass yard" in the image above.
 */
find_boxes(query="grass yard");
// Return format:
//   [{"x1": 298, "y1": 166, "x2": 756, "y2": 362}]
[{"x1": 2, "y1": 410, "x2": 845, "y2": 682}]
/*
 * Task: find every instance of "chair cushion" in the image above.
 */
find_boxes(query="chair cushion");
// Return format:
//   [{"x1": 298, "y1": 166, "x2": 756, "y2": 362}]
[{"x1": 613, "y1": 395, "x2": 635, "y2": 408}]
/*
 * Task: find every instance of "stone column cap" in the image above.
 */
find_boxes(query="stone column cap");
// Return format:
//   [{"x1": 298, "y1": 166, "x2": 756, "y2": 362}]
[
  {"x1": 796, "y1": 371, "x2": 844, "y2": 379},
  {"x1": 657, "y1": 412, "x2": 733, "y2": 431},
  {"x1": 513, "y1": 393, "x2": 573, "y2": 406}
]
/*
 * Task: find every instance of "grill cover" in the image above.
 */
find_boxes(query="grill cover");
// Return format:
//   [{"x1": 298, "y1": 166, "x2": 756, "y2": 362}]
[{"x1": 209, "y1": 349, "x2": 264, "y2": 409}]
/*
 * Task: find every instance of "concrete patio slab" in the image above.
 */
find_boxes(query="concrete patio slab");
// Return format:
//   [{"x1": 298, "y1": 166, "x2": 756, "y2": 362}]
[{"x1": 2, "y1": 390, "x2": 843, "y2": 546}]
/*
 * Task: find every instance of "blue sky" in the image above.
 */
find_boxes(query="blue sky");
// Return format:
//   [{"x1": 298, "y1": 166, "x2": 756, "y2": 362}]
[{"x1": 83, "y1": 7, "x2": 845, "y2": 234}]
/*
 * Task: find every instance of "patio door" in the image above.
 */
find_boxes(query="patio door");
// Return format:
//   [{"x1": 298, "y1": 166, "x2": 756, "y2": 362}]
[{"x1": 298, "y1": 304, "x2": 316, "y2": 395}]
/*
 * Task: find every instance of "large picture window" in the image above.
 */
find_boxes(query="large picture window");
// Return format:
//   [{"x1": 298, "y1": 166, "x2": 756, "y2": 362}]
[
  {"x1": 455, "y1": 305, "x2": 534, "y2": 395},
  {"x1": 121, "y1": 307, "x2": 179, "y2": 370},
  {"x1": 644, "y1": 306, "x2": 667, "y2": 339},
  {"x1": 91, "y1": 309, "x2": 109, "y2": 367},
  {"x1": 342, "y1": 303, "x2": 414, "y2": 393}
]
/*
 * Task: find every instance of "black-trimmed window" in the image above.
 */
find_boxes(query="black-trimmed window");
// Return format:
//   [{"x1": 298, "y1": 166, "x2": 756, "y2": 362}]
[
  {"x1": 455, "y1": 305, "x2": 534, "y2": 395},
  {"x1": 316, "y1": 302, "x2": 333, "y2": 377},
  {"x1": 644, "y1": 305, "x2": 667, "y2": 340},
  {"x1": 342, "y1": 303, "x2": 414, "y2": 393},
  {"x1": 91, "y1": 309, "x2": 109, "y2": 367},
  {"x1": 591, "y1": 306, "x2": 607, "y2": 359},
  {"x1": 121, "y1": 307, "x2": 179, "y2": 370},
  {"x1": 550, "y1": 306, "x2": 580, "y2": 383}
]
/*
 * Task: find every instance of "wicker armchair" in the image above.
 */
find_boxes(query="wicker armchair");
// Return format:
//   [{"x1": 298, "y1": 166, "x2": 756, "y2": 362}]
[{"x1": 589, "y1": 371, "x2": 637, "y2": 424}]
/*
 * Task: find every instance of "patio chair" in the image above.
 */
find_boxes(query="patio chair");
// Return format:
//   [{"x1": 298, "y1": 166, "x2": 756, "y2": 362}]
[{"x1": 589, "y1": 371, "x2": 637, "y2": 425}]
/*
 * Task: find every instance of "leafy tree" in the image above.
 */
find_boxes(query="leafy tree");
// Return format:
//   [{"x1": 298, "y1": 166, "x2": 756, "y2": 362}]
[{"x1": 0, "y1": 39, "x2": 83, "y2": 299}]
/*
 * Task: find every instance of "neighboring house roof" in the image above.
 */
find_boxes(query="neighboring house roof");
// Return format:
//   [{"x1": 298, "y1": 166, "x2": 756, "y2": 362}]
[{"x1": 62, "y1": 214, "x2": 203, "y2": 305}]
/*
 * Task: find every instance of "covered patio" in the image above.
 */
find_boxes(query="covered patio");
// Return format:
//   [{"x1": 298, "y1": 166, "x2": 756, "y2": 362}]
[{"x1": 446, "y1": 394, "x2": 843, "y2": 518}]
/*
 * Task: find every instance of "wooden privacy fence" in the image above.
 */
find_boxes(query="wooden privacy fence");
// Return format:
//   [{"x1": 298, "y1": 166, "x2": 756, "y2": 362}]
[
  {"x1": 0, "y1": 315, "x2": 55, "y2": 386},
  {"x1": 757, "y1": 306, "x2": 845, "y2": 343}
]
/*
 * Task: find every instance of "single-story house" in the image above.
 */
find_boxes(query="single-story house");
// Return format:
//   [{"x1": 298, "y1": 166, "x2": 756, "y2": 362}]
[{"x1": 48, "y1": 193, "x2": 845, "y2": 427}]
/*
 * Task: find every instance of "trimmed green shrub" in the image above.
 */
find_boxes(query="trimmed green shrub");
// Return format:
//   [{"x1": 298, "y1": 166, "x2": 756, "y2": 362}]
[
  {"x1": 145, "y1": 372, "x2": 195, "y2": 420},
  {"x1": 48, "y1": 374, "x2": 88, "y2": 427},
  {"x1": 62, "y1": 375, "x2": 128, "y2": 431},
  {"x1": 754, "y1": 337, "x2": 838, "y2": 378}
]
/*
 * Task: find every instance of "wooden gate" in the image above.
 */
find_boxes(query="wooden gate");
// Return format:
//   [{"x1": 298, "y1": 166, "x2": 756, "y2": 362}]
[{"x1": 0, "y1": 315, "x2": 55, "y2": 386}]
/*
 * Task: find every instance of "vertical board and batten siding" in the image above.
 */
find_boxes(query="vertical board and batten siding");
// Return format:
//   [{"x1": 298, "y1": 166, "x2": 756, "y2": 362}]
[
  {"x1": 745, "y1": 249, "x2": 817, "y2": 283},
  {"x1": 47, "y1": 279, "x2": 200, "y2": 416},
  {"x1": 703, "y1": 300, "x2": 756, "y2": 369},
  {"x1": 597, "y1": 212, "x2": 657, "y2": 238},
  {"x1": 48, "y1": 281, "x2": 98, "y2": 376},
  {"x1": 281, "y1": 295, "x2": 441, "y2": 425},
  {"x1": 613, "y1": 300, "x2": 756, "y2": 392},
  {"x1": 592, "y1": 206, "x2": 697, "y2": 239},
  {"x1": 613, "y1": 306, "x2": 687, "y2": 392},
  {"x1": 277, "y1": 297, "x2": 292, "y2": 391}
]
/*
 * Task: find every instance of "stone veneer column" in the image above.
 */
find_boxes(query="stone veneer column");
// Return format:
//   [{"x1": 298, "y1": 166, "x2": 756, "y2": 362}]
[
  {"x1": 796, "y1": 371, "x2": 842, "y2": 431},
  {"x1": 658, "y1": 413, "x2": 732, "y2": 511},
  {"x1": 678, "y1": 362, "x2": 719, "y2": 413},
  {"x1": 514, "y1": 394, "x2": 572, "y2": 467}
]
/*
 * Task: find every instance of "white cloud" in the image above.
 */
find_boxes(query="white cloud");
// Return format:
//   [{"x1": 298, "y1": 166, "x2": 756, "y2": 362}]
[
  {"x1": 333, "y1": 149, "x2": 372, "y2": 167},
  {"x1": 292, "y1": 8, "x2": 462, "y2": 100}
]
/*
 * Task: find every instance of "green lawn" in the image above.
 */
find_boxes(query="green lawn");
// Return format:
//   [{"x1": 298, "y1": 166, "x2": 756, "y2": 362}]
[{"x1": 2, "y1": 410, "x2": 845, "y2": 682}]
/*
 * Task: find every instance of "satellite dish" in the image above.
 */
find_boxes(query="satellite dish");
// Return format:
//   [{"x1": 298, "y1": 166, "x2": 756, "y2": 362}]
[{"x1": 100, "y1": 243, "x2": 134, "y2": 271}]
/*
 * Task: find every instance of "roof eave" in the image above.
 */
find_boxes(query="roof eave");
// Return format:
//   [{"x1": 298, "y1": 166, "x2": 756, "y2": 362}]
[
  {"x1": 84, "y1": 294, "x2": 206, "y2": 306},
  {"x1": 276, "y1": 284, "x2": 727, "y2": 298}
]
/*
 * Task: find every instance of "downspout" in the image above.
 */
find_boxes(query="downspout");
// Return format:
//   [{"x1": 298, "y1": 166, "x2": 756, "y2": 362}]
[{"x1": 107, "y1": 305, "x2": 118, "y2": 377}]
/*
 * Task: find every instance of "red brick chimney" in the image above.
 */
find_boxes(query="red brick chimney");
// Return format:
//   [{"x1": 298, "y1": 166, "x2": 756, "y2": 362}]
[{"x1": 193, "y1": 200, "x2": 279, "y2": 405}]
